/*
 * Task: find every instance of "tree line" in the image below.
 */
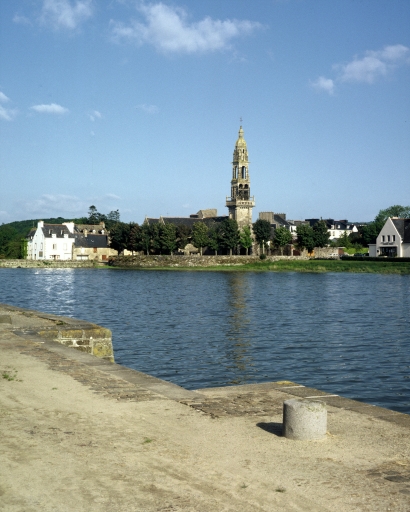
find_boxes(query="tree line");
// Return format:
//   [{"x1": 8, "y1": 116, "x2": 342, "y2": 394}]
[{"x1": 0, "y1": 204, "x2": 408, "y2": 259}]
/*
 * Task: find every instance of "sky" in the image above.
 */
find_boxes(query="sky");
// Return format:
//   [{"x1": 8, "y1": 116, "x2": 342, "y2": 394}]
[{"x1": 1, "y1": 0, "x2": 409, "y2": 225}]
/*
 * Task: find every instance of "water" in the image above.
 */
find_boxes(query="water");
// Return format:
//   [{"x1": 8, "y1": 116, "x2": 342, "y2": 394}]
[{"x1": 0, "y1": 268, "x2": 409, "y2": 413}]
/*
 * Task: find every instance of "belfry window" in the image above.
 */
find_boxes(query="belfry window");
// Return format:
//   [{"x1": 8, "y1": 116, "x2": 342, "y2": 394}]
[{"x1": 241, "y1": 166, "x2": 246, "y2": 179}]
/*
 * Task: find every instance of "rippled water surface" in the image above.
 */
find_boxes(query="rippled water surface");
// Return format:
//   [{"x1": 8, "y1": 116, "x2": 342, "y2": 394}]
[{"x1": 1, "y1": 268, "x2": 409, "y2": 413}]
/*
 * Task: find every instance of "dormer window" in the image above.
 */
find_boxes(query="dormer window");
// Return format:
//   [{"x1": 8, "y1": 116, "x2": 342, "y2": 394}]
[{"x1": 49, "y1": 230, "x2": 52, "y2": 235}]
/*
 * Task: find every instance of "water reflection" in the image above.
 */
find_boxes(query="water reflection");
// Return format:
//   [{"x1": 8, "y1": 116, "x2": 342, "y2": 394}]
[
  {"x1": 0, "y1": 268, "x2": 409, "y2": 413},
  {"x1": 225, "y1": 274, "x2": 253, "y2": 384}
]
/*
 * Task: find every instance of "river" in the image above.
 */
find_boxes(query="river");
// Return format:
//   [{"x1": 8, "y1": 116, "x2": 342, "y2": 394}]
[{"x1": 1, "y1": 268, "x2": 409, "y2": 413}]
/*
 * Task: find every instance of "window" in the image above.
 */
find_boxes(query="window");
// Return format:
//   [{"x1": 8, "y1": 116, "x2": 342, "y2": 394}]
[
  {"x1": 241, "y1": 166, "x2": 246, "y2": 179},
  {"x1": 387, "y1": 235, "x2": 390, "y2": 242},
  {"x1": 382, "y1": 235, "x2": 385, "y2": 242},
  {"x1": 392, "y1": 235, "x2": 395, "y2": 242},
  {"x1": 93, "y1": 247, "x2": 97, "y2": 253},
  {"x1": 53, "y1": 244, "x2": 57, "y2": 250}
]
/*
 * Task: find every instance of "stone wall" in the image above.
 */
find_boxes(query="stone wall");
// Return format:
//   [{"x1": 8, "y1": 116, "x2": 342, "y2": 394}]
[
  {"x1": 0, "y1": 302, "x2": 114, "y2": 361},
  {"x1": 109, "y1": 254, "x2": 309, "y2": 268},
  {"x1": 0, "y1": 260, "x2": 101, "y2": 268}
]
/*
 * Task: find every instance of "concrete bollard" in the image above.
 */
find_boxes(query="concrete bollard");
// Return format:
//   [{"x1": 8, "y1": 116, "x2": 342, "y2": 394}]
[{"x1": 283, "y1": 399, "x2": 327, "y2": 440}]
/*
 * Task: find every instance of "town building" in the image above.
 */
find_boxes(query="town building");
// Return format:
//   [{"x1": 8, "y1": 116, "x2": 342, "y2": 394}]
[
  {"x1": 226, "y1": 126, "x2": 255, "y2": 229},
  {"x1": 305, "y1": 219, "x2": 358, "y2": 241},
  {"x1": 369, "y1": 217, "x2": 410, "y2": 257},
  {"x1": 26, "y1": 221, "x2": 117, "y2": 261}
]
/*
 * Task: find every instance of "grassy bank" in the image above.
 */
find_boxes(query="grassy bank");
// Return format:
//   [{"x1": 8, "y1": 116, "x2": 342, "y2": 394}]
[{"x1": 112, "y1": 258, "x2": 410, "y2": 274}]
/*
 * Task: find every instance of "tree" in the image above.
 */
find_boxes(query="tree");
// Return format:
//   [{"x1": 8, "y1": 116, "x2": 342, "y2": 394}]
[
  {"x1": 252, "y1": 219, "x2": 271, "y2": 254},
  {"x1": 218, "y1": 218, "x2": 240, "y2": 256},
  {"x1": 140, "y1": 223, "x2": 152, "y2": 255},
  {"x1": 273, "y1": 226, "x2": 293, "y2": 255},
  {"x1": 207, "y1": 226, "x2": 220, "y2": 255},
  {"x1": 296, "y1": 224, "x2": 315, "y2": 253},
  {"x1": 87, "y1": 205, "x2": 100, "y2": 224},
  {"x1": 191, "y1": 222, "x2": 209, "y2": 256},
  {"x1": 128, "y1": 223, "x2": 140, "y2": 254},
  {"x1": 159, "y1": 223, "x2": 177, "y2": 255},
  {"x1": 176, "y1": 224, "x2": 191, "y2": 251},
  {"x1": 375, "y1": 205, "x2": 410, "y2": 224},
  {"x1": 106, "y1": 209, "x2": 120, "y2": 229},
  {"x1": 313, "y1": 220, "x2": 330, "y2": 248},
  {"x1": 337, "y1": 231, "x2": 351, "y2": 249},
  {"x1": 109, "y1": 222, "x2": 130, "y2": 254},
  {"x1": 239, "y1": 225, "x2": 253, "y2": 255}
]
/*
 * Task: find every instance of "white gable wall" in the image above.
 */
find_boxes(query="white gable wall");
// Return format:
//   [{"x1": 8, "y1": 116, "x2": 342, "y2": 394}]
[{"x1": 375, "y1": 218, "x2": 402, "y2": 257}]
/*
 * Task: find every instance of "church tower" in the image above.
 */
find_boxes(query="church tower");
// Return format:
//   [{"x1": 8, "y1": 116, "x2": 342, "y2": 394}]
[{"x1": 226, "y1": 125, "x2": 255, "y2": 229}]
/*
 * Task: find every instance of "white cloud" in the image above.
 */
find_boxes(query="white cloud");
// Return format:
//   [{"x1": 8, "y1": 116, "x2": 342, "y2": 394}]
[
  {"x1": 312, "y1": 44, "x2": 410, "y2": 93},
  {"x1": 0, "y1": 91, "x2": 17, "y2": 120},
  {"x1": 89, "y1": 110, "x2": 102, "y2": 121},
  {"x1": 136, "y1": 103, "x2": 159, "y2": 114},
  {"x1": 40, "y1": 0, "x2": 93, "y2": 30},
  {"x1": 310, "y1": 76, "x2": 334, "y2": 95},
  {"x1": 104, "y1": 193, "x2": 121, "y2": 200},
  {"x1": 110, "y1": 2, "x2": 262, "y2": 54},
  {"x1": 23, "y1": 194, "x2": 86, "y2": 215},
  {"x1": 337, "y1": 44, "x2": 410, "y2": 83},
  {"x1": 31, "y1": 103, "x2": 69, "y2": 114}
]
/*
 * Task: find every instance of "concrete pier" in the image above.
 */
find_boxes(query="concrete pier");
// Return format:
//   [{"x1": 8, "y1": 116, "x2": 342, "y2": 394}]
[{"x1": 1, "y1": 303, "x2": 409, "y2": 511}]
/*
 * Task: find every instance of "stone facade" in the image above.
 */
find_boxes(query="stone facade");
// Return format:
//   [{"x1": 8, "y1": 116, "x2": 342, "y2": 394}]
[{"x1": 226, "y1": 126, "x2": 255, "y2": 229}]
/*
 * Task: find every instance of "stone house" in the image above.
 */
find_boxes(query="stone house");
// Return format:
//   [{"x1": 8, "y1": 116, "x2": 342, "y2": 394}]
[
  {"x1": 368, "y1": 217, "x2": 410, "y2": 257},
  {"x1": 26, "y1": 221, "x2": 117, "y2": 261}
]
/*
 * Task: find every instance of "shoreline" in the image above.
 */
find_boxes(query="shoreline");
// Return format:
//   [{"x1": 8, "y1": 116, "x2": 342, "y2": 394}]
[
  {"x1": 1, "y1": 303, "x2": 410, "y2": 511},
  {"x1": 1, "y1": 256, "x2": 410, "y2": 274}
]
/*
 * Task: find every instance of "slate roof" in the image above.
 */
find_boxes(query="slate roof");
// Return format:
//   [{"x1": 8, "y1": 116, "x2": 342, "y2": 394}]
[
  {"x1": 392, "y1": 218, "x2": 410, "y2": 243},
  {"x1": 74, "y1": 234, "x2": 109, "y2": 248},
  {"x1": 42, "y1": 224, "x2": 74, "y2": 238},
  {"x1": 146, "y1": 216, "x2": 228, "y2": 228},
  {"x1": 75, "y1": 223, "x2": 105, "y2": 233}
]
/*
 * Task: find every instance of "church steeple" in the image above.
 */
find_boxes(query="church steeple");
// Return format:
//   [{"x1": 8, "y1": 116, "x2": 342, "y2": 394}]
[{"x1": 226, "y1": 125, "x2": 255, "y2": 228}]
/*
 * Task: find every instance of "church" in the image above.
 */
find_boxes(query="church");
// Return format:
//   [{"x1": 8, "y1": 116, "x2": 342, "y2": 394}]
[{"x1": 145, "y1": 125, "x2": 255, "y2": 232}]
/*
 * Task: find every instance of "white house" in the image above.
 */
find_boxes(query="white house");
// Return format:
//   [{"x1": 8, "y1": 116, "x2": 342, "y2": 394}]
[
  {"x1": 27, "y1": 221, "x2": 75, "y2": 260},
  {"x1": 369, "y1": 217, "x2": 410, "y2": 257}
]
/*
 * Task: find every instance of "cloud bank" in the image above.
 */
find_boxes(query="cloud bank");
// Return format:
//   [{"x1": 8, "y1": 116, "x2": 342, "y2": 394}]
[
  {"x1": 312, "y1": 44, "x2": 410, "y2": 94},
  {"x1": 110, "y1": 2, "x2": 262, "y2": 54},
  {"x1": 31, "y1": 103, "x2": 69, "y2": 114}
]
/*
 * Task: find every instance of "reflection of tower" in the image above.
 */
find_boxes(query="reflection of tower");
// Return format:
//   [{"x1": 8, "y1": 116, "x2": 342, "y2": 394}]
[
  {"x1": 226, "y1": 274, "x2": 253, "y2": 383},
  {"x1": 226, "y1": 126, "x2": 255, "y2": 229}
]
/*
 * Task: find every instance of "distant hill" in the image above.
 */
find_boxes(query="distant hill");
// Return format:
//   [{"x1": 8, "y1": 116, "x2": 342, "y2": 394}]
[
  {"x1": 2, "y1": 217, "x2": 88, "y2": 238},
  {"x1": 0, "y1": 217, "x2": 87, "y2": 258}
]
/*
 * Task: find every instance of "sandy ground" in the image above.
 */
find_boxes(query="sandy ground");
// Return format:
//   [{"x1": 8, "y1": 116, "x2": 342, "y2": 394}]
[{"x1": 1, "y1": 321, "x2": 410, "y2": 511}]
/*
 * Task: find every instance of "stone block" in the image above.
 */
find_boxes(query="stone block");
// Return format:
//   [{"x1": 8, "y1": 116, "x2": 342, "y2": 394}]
[{"x1": 283, "y1": 399, "x2": 327, "y2": 440}]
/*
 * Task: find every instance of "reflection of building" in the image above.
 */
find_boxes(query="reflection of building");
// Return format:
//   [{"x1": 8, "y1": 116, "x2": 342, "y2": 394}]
[
  {"x1": 26, "y1": 221, "x2": 117, "y2": 261},
  {"x1": 369, "y1": 217, "x2": 410, "y2": 257},
  {"x1": 226, "y1": 126, "x2": 255, "y2": 229},
  {"x1": 226, "y1": 274, "x2": 253, "y2": 383}
]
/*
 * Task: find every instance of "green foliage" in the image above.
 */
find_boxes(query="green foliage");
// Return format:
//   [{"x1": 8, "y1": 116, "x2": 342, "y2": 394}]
[
  {"x1": 218, "y1": 218, "x2": 240, "y2": 255},
  {"x1": 313, "y1": 220, "x2": 330, "y2": 248},
  {"x1": 375, "y1": 205, "x2": 410, "y2": 224},
  {"x1": 176, "y1": 224, "x2": 191, "y2": 250},
  {"x1": 191, "y1": 222, "x2": 209, "y2": 256},
  {"x1": 240, "y1": 225, "x2": 253, "y2": 255},
  {"x1": 140, "y1": 223, "x2": 152, "y2": 255},
  {"x1": 296, "y1": 224, "x2": 315, "y2": 253},
  {"x1": 259, "y1": 253, "x2": 267, "y2": 260},
  {"x1": 159, "y1": 223, "x2": 177, "y2": 255},
  {"x1": 273, "y1": 227, "x2": 293, "y2": 255},
  {"x1": 109, "y1": 222, "x2": 131, "y2": 254},
  {"x1": 207, "y1": 226, "x2": 220, "y2": 255},
  {"x1": 252, "y1": 219, "x2": 271, "y2": 247}
]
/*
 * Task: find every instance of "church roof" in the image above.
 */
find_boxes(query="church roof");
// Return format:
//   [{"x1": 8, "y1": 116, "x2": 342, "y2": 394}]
[{"x1": 235, "y1": 126, "x2": 247, "y2": 147}]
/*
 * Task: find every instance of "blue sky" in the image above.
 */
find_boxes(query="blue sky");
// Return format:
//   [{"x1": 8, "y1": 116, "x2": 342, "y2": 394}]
[{"x1": 1, "y1": 0, "x2": 409, "y2": 224}]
